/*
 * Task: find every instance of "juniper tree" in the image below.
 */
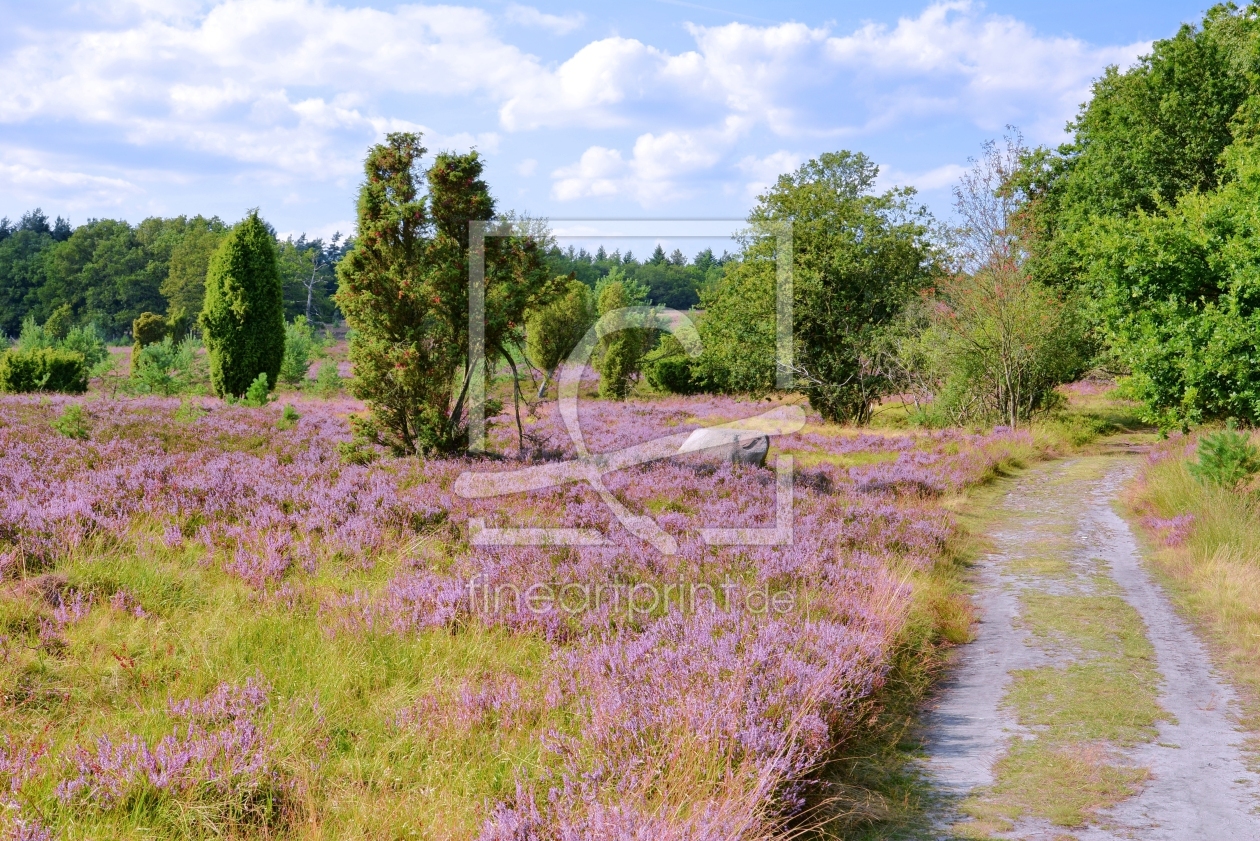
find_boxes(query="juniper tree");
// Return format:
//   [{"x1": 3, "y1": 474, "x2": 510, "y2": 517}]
[
  {"x1": 336, "y1": 132, "x2": 555, "y2": 455},
  {"x1": 200, "y1": 211, "x2": 285, "y2": 398}
]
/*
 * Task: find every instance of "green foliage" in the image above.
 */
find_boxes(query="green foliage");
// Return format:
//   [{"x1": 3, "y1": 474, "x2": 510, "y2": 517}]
[
  {"x1": 1081, "y1": 140, "x2": 1260, "y2": 427},
  {"x1": 0, "y1": 223, "x2": 55, "y2": 337},
  {"x1": 165, "y1": 306, "x2": 193, "y2": 343},
  {"x1": 335, "y1": 132, "x2": 555, "y2": 454},
  {"x1": 39, "y1": 218, "x2": 167, "y2": 336},
  {"x1": 524, "y1": 277, "x2": 595, "y2": 396},
  {"x1": 699, "y1": 152, "x2": 937, "y2": 422},
  {"x1": 921, "y1": 272, "x2": 1087, "y2": 426},
  {"x1": 338, "y1": 416, "x2": 381, "y2": 464},
  {"x1": 242, "y1": 372, "x2": 272, "y2": 407},
  {"x1": 694, "y1": 257, "x2": 776, "y2": 395},
  {"x1": 52, "y1": 402, "x2": 90, "y2": 440},
  {"x1": 0, "y1": 211, "x2": 348, "y2": 346},
  {"x1": 43, "y1": 303, "x2": 73, "y2": 341},
  {"x1": 201, "y1": 211, "x2": 286, "y2": 398},
  {"x1": 173, "y1": 399, "x2": 207, "y2": 424},
  {"x1": 643, "y1": 334, "x2": 700, "y2": 394},
  {"x1": 1188, "y1": 423, "x2": 1260, "y2": 489},
  {"x1": 0, "y1": 347, "x2": 88, "y2": 393},
  {"x1": 276, "y1": 235, "x2": 347, "y2": 323},
  {"x1": 1016, "y1": 4, "x2": 1260, "y2": 428},
  {"x1": 131, "y1": 336, "x2": 197, "y2": 396},
  {"x1": 595, "y1": 272, "x2": 650, "y2": 400},
  {"x1": 61, "y1": 323, "x2": 109, "y2": 373},
  {"x1": 159, "y1": 216, "x2": 230, "y2": 319},
  {"x1": 277, "y1": 403, "x2": 301, "y2": 430},
  {"x1": 279, "y1": 316, "x2": 314, "y2": 386},
  {"x1": 545, "y1": 244, "x2": 727, "y2": 310},
  {"x1": 131, "y1": 311, "x2": 168, "y2": 376},
  {"x1": 1025, "y1": 5, "x2": 1260, "y2": 293},
  {"x1": 312, "y1": 361, "x2": 342, "y2": 398},
  {"x1": 14, "y1": 314, "x2": 53, "y2": 352}
]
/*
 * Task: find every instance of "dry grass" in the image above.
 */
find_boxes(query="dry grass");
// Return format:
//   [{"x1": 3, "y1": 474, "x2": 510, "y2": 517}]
[{"x1": 1128, "y1": 446, "x2": 1260, "y2": 726}]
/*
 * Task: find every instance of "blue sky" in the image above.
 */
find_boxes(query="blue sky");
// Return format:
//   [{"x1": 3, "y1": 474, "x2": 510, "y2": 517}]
[{"x1": 0, "y1": 0, "x2": 1210, "y2": 252}]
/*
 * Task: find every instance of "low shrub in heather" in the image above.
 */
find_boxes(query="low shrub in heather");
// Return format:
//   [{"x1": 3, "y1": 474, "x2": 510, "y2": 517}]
[{"x1": 0, "y1": 347, "x2": 88, "y2": 393}]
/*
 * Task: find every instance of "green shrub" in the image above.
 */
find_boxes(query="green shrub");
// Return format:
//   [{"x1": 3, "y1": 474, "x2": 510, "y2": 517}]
[
  {"x1": 337, "y1": 439, "x2": 376, "y2": 465},
  {"x1": 43, "y1": 303, "x2": 74, "y2": 341},
  {"x1": 525, "y1": 277, "x2": 596, "y2": 397},
  {"x1": 52, "y1": 403, "x2": 90, "y2": 440},
  {"x1": 61, "y1": 323, "x2": 110, "y2": 372},
  {"x1": 130, "y1": 311, "x2": 168, "y2": 377},
  {"x1": 15, "y1": 315, "x2": 52, "y2": 352},
  {"x1": 131, "y1": 336, "x2": 197, "y2": 396},
  {"x1": 277, "y1": 403, "x2": 300, "y2": 430},
  {"x1": 0, "y1": 347, "x2": 89, "y2": 393},
  {"x1": 312, "y1": 361, "x2": 342, "y2": 398},
  {"x1": 595, "y1": 273, "x2": 651, "y2": 401},
  {"x1": 279, "y1": 316, "x2": 315, "y2": 386},
  {"x1": 643, "y1": 335, "x2": 700, "y2": 394},
  {"x1": 1188, "y1": 423, "x2": 1260, "y2": 489},
  {"x1": 174, "y1": 399, "x2": 207, "y2": 424},
  {"x1": 242, "y1": 372, "x2": 272, "y2": 407}
]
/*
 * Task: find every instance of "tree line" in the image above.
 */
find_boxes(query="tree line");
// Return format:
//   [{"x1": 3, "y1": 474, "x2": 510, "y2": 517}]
[
  {"x1": 545, "y1": 244, "x2": 731, "y2": 311},
  {"x1": 0, "y1": 209, "x2": 350, "y2": 340}
]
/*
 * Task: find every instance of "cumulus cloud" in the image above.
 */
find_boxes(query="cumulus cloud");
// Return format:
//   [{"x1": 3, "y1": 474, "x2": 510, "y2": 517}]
[
  {"x1": 824, "y1": 1, "x2": 1146, "y2": 138},
  {"x1": 735, "y1": 151, "x2": 803, "y2": 199},
  {"x1": 552, "y1": 122, "x2": 745, "y2": 205},
  {"x1": 541, "y1": 2, "x2": 1147, "y2": 202},
  {"x1": 0, "y1": 0, "x2": 543, "y2": 178},
  {"x1": 0, "y1": 0, "x2": 1151, "y2": 214}
]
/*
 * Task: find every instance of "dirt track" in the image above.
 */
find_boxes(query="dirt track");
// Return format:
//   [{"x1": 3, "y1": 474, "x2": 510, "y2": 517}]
[{"x1": 922, "y1": 454, "x2": 1260, "y2": 839}]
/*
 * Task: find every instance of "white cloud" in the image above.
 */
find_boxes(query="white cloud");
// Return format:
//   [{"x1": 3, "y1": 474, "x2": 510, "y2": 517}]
[
  {"x1": 499, "y1": 37, "x2": 672, "y2": 130},
  {"x1": 877, "y1": 162, "x2": 968, "y2": 193},
  {"x1": 552, "y1": 122, "x2": 743, "y2": 205},
  {"x1": 0, "y1": 0, "x2": 544, "y2": 178},
  {"x1": 517, "y1": 158, "x2": 539, "y2": 176},
  {"x1": 736, "y1": 150, "x2": 802, "y2": 198},
  {"x1": 0, "y1": 147, "x2": 146, "y2": 212},
  {"x1": 540, "y1": 3, "x2": 1147, "y2": 205},
  {"x1": 552, "y1": 146, "x2": 626, "y2": 200},
  {"x1": 505, "y1": 4, "x2": 585, "y2": 35},
  {"x1": 0, "y1": 0, "x2": 1151, "y2": 213},
  {"x1": 823, "y1": 1, "x2": 1146, "y2": 138}
]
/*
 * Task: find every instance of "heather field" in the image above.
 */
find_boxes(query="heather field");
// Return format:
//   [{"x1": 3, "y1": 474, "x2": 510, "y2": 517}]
[{"x1": 0, "y1": 387, "x2": 1039, "y2": 840}]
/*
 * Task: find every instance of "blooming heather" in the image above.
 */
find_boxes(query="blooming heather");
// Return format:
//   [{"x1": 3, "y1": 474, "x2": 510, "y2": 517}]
[{"x1": 0, "y1": 392, "x2": 1031, "y2": 838}]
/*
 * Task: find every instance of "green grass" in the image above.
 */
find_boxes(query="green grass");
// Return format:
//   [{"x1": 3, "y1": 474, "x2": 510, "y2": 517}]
[
  {"x1": 1018, "y1": 591, "x2": 1158, "y2": 662},
  {"x1": 963, "y1": 739, "x2": 1147, "y2": 831},
  {"x1": 1006, "y1": 661, "x2": 1168, "y2": 744},
  {"x1": 1, "y1": 534, "x2": 569, "y2": 840}
]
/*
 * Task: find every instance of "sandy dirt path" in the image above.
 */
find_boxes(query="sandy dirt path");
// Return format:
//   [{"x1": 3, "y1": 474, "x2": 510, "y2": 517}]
[{"x1": 921, "y1": 454, "x2": 1260, "y2": 839}]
